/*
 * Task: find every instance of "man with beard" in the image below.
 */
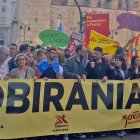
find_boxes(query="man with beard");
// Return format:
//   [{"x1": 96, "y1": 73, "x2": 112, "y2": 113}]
[
  {"x1": 38, "y1": 47, "x2": 61, "y2": 79},
  {"x1": 63, "y1": 44, "x2": 87, "y2": 140},
  {"x1": 85, "y1": 46, "x2": 109, "y2": 83},
  {"x1": 63, "y1": 44, "x2": 87, "y2": 82}
]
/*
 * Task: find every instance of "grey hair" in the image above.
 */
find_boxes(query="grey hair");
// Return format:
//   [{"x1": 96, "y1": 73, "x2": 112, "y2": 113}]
[{"x1": 0, "y1": 46, "x2": 10, "y2": 56}]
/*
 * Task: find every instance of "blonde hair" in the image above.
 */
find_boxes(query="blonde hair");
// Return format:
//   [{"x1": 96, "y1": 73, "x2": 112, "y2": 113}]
[{"x1": 15, "y1": 53, "x2": 28, "y2": 66}]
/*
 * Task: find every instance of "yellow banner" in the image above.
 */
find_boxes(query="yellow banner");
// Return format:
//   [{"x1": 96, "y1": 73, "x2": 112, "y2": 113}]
[
  {"x1": 89, "y1": 30, "x2": 118, "y2": 55},
  {"x1": 0, "y1": 79, "x2": 140, "y2": 139}
]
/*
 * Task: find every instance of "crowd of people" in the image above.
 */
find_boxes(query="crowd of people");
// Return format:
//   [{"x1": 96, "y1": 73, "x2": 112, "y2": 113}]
[{"x1": 0, "y1": 43, "x2": 140, "y2": 140}]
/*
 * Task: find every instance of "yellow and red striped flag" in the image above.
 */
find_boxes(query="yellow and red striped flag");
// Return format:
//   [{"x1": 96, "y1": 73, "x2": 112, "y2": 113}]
[{"x1": 126, "y1": 35, "x2": 140, "y2": 64}]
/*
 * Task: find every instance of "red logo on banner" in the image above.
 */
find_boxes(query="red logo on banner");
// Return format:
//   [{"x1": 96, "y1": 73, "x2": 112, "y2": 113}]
[
  {"x1": 67, "y1": 35, "x2": 76, "y2": 56},
  {"x1": 55, "y1": 115, "x2": 68, "y2": 125},
  {"x1": 122, "y1": 111, "x2": 140, "y2": 128},
  {"x1": 52, "y1": 115, "x2": 69, "y2": 132},
  {"x1": 85, "y1": 14, "x2": 109, "y2": 46}
]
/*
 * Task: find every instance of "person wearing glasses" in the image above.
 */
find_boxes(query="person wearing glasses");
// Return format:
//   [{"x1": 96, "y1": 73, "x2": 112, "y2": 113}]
[{"x1": 10, "y1": 53, "x2": 35, "y2": 79}]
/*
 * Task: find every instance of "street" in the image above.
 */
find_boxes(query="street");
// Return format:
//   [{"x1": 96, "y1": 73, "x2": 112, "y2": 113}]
[{"x1": 25, "y1": 131, "x2": 140, "y2": 140}]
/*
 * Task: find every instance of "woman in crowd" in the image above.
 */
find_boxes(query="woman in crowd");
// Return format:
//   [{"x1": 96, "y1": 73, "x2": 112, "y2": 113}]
[
  {"x1": 10, "y1": 53, "x2": 35, "y2": 79},
  {"x1": 127, "y1": 56, "x2": 140, "y2": 135},
  {"x1": 128, "y1": 56, "x2": 140, "y2": 79},
  {"x1": 108, "y1": 55, "x2": 127, "y2": 80},
  {"x1": 107, "y1": 55, "x2": 127, "y2": 137}
]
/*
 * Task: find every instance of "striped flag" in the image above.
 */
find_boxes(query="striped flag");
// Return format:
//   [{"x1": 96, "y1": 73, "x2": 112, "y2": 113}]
[{"x1": 126, "y1": 35, "x2": 140, "y2": 63}]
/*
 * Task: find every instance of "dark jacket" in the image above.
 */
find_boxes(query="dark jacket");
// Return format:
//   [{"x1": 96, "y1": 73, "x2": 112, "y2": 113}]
[
  {"x1": 63, "y1": 56, "x2": 86, "y2": 79},
  {"x1": 127, "y1": 67, "x2": 140, "y2": 80},
  {"x1": 8, "y1": 56, "x2": 17, "y2": 72},
  {"x1": 107, "y1": 67, "x2": 126, "y2": 80},
  {"x1": 85, "y1": 60, "x2": 109, "y2": 79}
]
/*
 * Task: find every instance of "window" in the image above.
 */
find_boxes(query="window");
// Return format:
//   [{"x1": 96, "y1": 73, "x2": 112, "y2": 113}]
[
  {"x1": 133, "y1": 0, "x2": 139, "y2": 8},
  {"x1": 97, "y1": 0, "x2": 101, "y2": 7},
  {"x1": 12, "y1": 1, "x2": 16, "y2": 6},
  {"x1": 83, "y1": 0, "x2": 90, "y2": 6},
  {"x1": 2, "y1": 6, "x2": 6, "y2": 13},
  {"x1": 3, "y1": 0, "x2": 7, "y2": 2},
  {"x1": 125, "y1": 0, "x2": 129, "y2": 10},
  {"x1": 51, "y1": 0, "x2": 68, "y2": 5},
  {"x1": 0, "y1": 31, "x2": 4, "y2": 37},
  {"x1": 73, "y1": 0, "x2": 90, "y2": 7},
  {"x1": 118, "y1": 0, "x2": 122, "y2": 9},
  {"x1": 107, "y1": 0, "x2": 112, "y2": 8},
  {"x1": 1, "y1": 17, "x2": 6, "y2": 24},
  {"x1": 0, "y1": 40, "x2": 4, "y2": 46}
]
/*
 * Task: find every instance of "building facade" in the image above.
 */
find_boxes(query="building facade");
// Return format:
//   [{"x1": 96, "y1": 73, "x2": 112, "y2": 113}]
[
  {"x1": 0, "y1": 0, "x2": 19, "y2": 46},
  {"x1": 16, "y1": 0, "x2": 140, "y2": 46}
]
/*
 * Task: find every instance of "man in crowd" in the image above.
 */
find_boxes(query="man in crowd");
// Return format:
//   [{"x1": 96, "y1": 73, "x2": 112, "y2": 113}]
[
  {"x1": 0, "y1": 46, "x2": 10, "y2": 80},
  {"x1": 8, "y1": 43, "x2": 19, "y2": 58},
  {"x1": 85, "y1": 46, "x2": 109, "y2": 83},
  {"x1": 8, "y1": 43, "x2": 31, "y2": 72},
  {"x1": 63, "y1": 44, "x2": 87, "y2": 140},
  {"x1": 63, "y1": 44, "x2": 87, "y2": 82},
  {"x1": 38, "y1": 47, "x2": 61, "y2": 79}
]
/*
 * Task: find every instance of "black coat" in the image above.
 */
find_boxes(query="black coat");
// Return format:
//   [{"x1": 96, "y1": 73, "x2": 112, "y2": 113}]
[
  {"x1": 107, "y1": 67, "x2": 126, "y2": 80},
  {"x1": 85, "y1": 60, "x2": 109, "y2": 79},
  {"x1": 127, "y1": 67, "x2": 140, "y2": 80}
]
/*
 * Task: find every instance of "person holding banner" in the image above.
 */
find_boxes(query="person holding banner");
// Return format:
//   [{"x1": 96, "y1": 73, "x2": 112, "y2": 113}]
[
  {"x1": 85, "y1": 46, "x2": 109, "y2": 83},
  {"x1": 85, "y1": 46, "x2": 110, "y2": 137},
  {"x1": 107, "y1": 55, "x2": 127, "y2": 137},
  {"x1": 38, "y1": 47, "x2": 62, "y2": 79},
  {"x1": 8, "y1": 43, "x2": 31, "y2": 72},
  {"x1": 10, "y1": 53, "x2": 35, "y2": 79},
  {"x1": 127, "y1": 55, "x2": 140, "y2": 135},
  {"x1": 63, "y1": 44, "x2": 87, "y2": 139},
  {"x1": 63, "y1": 44, "x2": 87, "y2": 83},
  {"x1": 107, "y1": 55, "x2": 127, "y2": 80}
]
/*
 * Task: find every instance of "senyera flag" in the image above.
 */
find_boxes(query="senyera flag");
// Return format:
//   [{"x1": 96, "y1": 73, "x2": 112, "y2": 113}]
[{"x1": 125, "y1": 35, "x2": 140, "y2": 63}]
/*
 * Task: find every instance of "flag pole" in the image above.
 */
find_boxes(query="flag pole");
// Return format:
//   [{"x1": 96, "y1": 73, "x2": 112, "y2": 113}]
[{"x1": 74, "y1": 0, "x2": 83, "y2": 33}]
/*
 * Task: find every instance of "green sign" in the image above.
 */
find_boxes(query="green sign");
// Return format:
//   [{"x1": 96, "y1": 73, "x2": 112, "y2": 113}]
[{"x1": 39, "y1": 30, "x2": 70, "y2": 47}]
